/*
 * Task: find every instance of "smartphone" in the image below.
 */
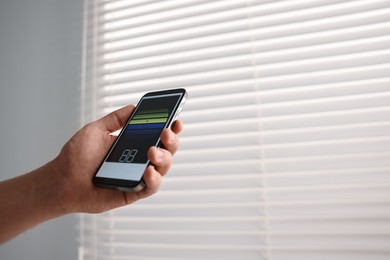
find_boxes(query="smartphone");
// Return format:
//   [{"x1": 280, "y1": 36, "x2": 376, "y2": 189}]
[{"x1": 93, "y1": 88, "x2": 187, "y2": 192}]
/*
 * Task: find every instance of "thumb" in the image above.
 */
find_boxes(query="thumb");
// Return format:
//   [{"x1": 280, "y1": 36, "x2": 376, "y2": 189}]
[{"x1": 95, "y1": 104, "x2": 135, "y2": 132}]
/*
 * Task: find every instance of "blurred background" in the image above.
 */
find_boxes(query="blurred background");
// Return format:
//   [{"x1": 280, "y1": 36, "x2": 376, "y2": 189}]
[
  {"x1": 1, "y1": 1, "x2": 390, "y2": 260},
  {"x1": 0, "y1": 0, "x2": 81, "y2": 259}
]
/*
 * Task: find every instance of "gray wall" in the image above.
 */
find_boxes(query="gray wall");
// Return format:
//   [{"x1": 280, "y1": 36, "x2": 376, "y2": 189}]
[{"x1": 0, "y1": 0, "x2": 82, "y2": 259}]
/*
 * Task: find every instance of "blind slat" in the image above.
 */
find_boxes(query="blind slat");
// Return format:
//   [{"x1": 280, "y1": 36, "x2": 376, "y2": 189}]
[{"x1": 81, "y1": 0, "x2": 390, "y2": 259}]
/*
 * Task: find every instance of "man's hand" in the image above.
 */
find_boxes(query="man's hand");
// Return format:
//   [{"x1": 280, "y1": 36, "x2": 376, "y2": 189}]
[
  {"x1": 0, "y1": 104, "x2": 183, "y2": 244},
  {"x1": 53, "y1": 104, "x2": 183, "y2": 214}
]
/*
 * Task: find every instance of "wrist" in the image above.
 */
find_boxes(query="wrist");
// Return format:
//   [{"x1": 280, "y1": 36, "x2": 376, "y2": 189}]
[
  {"x1": 31, "y1": 161, "x2": 69, "y2": 218},
  {"x1": 46, "y1": 157, "x2": 75, "y2": 215}
]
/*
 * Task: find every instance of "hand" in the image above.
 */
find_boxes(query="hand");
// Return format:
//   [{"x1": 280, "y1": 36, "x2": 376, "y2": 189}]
[{"x1": 52, "y1": 104, "x2": 183, "y2": 214}]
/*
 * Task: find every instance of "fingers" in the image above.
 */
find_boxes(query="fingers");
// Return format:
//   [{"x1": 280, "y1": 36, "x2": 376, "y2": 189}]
[
  {"x1": 171, "y1": 120, "x2": 183, "y2": 135},
  {"x1": 160, "y1": 127, "x2": 180, "y2": 155},
  {"x1": 94, "y1": 104, "x2": 135, "y2": 133},
  {"x1": 112, "y1": 119, "x2": 184, "y2": 206},
  {"x1": 124, "y1": 166, "x2": 162, "y2": 203},
  {"x1": 146, "y1": 120, "x2": 182, "y2": 176},
  {"x1": 100, "y1": 166, "x2": 162, "y2": 209},
  {"x1": 148, "y1": 147, "x2": 173, "y2": 176}
]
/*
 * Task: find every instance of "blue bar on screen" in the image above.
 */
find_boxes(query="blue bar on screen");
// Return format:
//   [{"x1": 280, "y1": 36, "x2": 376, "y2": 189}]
[{"x1": 126, "y1": 123, "x2": 165, "y2": 129}]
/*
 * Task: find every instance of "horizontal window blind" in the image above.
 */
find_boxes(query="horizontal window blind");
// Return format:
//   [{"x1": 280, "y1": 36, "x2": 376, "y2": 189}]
[{"x1": 80, "y1": 0, "x2": 390, "y2": 259}]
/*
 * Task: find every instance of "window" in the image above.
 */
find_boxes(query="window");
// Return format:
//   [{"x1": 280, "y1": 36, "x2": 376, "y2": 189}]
[{"x1": 79, "y1": 1, "x2": 390, "y2": 259}]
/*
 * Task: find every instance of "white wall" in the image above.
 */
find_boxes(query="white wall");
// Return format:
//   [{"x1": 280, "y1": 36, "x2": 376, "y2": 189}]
[{"x1": 0, "y1": 0, "x2": 82, "y2": 259}]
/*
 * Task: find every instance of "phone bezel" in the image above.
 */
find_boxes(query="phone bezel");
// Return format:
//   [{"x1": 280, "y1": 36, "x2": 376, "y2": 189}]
[{"x1": 93, "y1": 88, "x2": 187, "y2": 192}]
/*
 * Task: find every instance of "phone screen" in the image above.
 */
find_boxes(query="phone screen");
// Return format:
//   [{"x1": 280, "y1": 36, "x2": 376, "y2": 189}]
[{"x1": 94, "y1": 90, "x2": 186, "y2": 188}]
